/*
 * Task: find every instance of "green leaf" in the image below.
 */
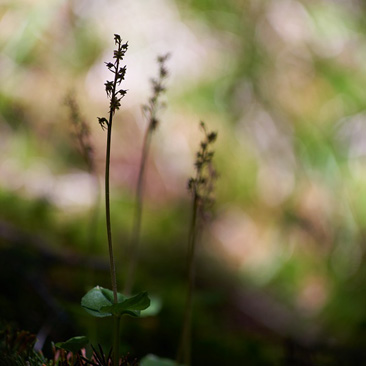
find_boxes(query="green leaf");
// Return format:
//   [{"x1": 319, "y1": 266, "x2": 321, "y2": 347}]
[
  {"x1": 140, "y1": 354, "x2": 183, "y2": 366},
  {"x1": 81, "y1": 286, "x2": 150, "y2": 318},
  {"x1": 55, "y1": 336, "x2": 89, "y2": 353},
  {"x1": 81, "y1": 286, "x2": 125, "y2": 318},
  {"x1": 101, "y1": 291, "x2": 150, "y2": 317}
]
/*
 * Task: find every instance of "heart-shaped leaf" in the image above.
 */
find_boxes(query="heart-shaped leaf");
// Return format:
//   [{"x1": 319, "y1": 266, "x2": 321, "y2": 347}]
[
  {"x1": 55, "y1": 336, "x2": 89, "y2": 353},
  {"x1": 101, "y1": 291, "x2": 150, "y2": 317},
  {"x1": 81, "y1": 286, "x2": 124, "y2": 317},
  {"x1": 81, "y1": 286, "x2": 150, "y2": 318}
]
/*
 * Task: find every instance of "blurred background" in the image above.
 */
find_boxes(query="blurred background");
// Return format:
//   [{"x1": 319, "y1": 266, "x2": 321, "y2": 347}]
[{"x1": 2, "y1": 0, "x2": 366, "y2": 364}]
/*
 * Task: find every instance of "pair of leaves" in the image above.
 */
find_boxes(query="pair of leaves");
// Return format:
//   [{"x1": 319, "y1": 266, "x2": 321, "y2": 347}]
[{"x1": 81, "y1": 286, "x2": 150, "y2": 318}]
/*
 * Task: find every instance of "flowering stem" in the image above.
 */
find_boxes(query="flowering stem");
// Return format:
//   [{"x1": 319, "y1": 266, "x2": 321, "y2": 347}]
[
  {"x1": 177, "y1": 189, "x2": 199, "y2": 365},
  {"x1": 124, "y1": 127, "x2": 152, "y2": 295},
  {"x1": 177, "y1": 121, "x2": 217, "y2": 365},
  {"x1": 124, "y1": 54, "x2": 169, "y2": 295}
]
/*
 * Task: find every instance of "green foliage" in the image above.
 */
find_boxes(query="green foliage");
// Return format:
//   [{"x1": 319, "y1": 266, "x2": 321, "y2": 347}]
[
  {"x1": 81, "y1": 287, "x2": 150, "y2": 318},
  {"x1": 81, "y1": 286, "x2": 125, "y2": 318},
  {"x1": 81, "y1": 286, "x2": 150, "y2": 318},
  {"x1": 100, "y1": 292, "x2": 150, "y2": 317},
  {"x1": 55, "y1": 336, "x2": 89, "y2": 353}
]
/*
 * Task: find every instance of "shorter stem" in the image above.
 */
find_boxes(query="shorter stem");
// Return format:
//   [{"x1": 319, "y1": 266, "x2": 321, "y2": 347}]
[
  {"x1": 113, "y1": 315, "x2": 121, "y2": 366},
  {"x1": 177, "y1": 192, "x2": 199, "y2": 365},
  {"x1": 124, "y1": 128, "x2": 152, "y2": 294}
]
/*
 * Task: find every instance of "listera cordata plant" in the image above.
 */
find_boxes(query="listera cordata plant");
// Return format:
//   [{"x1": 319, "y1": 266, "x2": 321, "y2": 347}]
[
  {"x1": 124, "y1": 54, "x2": 170, "y2": 295},
  {"x1": 177, "y1": 122, "x2": 218, "y2": 366},
  {"x1": 98, "y1": 34, "x2": 128, "y2": 299},
  {"x1": 80, "y1": 34, "x2": 150, "y2": 366}
]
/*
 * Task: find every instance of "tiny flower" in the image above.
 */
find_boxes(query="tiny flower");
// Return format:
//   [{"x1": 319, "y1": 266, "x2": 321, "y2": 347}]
[
  {"x1": 114, "y1": 34, "x2": 121, "y2": 44},
  {"x1": 117, "y1": 66, "x2": 127, "y2": 81},
  {"x1": 104, "y1": 81, "x2": 114, "y2": 97},
  {"x1": 208, "y1": 132, "x2": 217, "y2": 143},
  {"x1": 110, "y1": 96, "x2": 121, "y2": 112},
  {"x1": 98, "y1": 117, "x2": 108, "y2": 131},
  {"x1": 118, "y1": 89, "x2": 127, "y2": 97},
  {"x1": 105, "y1": 62, "x2": 115, "y2": 70}
]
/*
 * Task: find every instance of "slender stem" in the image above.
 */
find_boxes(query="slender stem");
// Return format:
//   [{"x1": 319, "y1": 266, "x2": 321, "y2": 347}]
[
  {"x1": 124, "y1": 128, "x2": 152, "y2": 294},
  {"x1": 105, "y1": 120, "x2": 118, "y2": 304},
  {"x1": 177, "y1": 191, "x2": 199, "y2": 365},
  {"x1": 124, "y1": 54, "x2": 168, "y2": 294},
  {"x1": 105, "y1": 121, "x2": 121, "y2": 365}
]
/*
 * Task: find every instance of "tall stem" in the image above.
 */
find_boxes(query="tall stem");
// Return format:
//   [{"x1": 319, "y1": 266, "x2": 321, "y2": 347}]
[
  {"x1": 177, "y1": 191, "x2": 199, "y2": 365},
  {"x1": 105, "y1": 121, "x2": 121, "y2": 366},
  {"x1": 105, "y1": 121, "x2": 118, "y2": 304},
  {"x1": 124, "y1": 128, "x2": 152, "y2": 294},
  {"x1": 124, "y1": 54, "x2": 168, "y2": 294}
]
